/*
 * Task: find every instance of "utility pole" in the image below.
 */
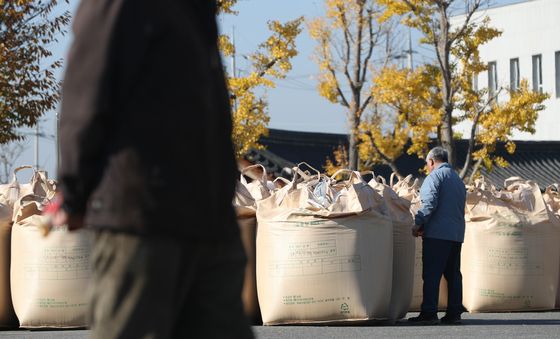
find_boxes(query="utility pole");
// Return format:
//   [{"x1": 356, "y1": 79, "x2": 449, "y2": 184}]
[
  {"x1": 231, "y1": 26, "x2": 237, "y2": 78},
  {"x1": 56, "y1": 112, "x2": 60, "y2": 175},
  {"x1": 406, "y1": 28, "x2": 414, "y2": 70},
  {"x1": 34, "y1": 122, "x2": 39, "y2": 170},
  {"x1": 231, "y1": 26, "x2": 238, "y2": 113},
  {"x1": 393, "y1": 28, "x2": 416, "y2": 70}
]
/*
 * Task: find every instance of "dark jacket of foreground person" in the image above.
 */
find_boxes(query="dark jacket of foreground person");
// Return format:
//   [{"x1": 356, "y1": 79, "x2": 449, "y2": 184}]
[{"x1": 58, "y1": 0, "x2": 238, "y2": 238}]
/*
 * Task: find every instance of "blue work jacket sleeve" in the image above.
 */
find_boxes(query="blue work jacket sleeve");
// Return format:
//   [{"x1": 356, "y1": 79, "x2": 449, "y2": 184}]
[{"x1": 414, "y1": 174, "x2": 440, "y2": 226}]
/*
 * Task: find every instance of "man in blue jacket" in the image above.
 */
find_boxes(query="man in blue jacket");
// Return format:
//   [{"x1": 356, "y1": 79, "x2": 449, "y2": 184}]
[{"x1": 408, "y1": 146, "x2": 466, "y2": 325}]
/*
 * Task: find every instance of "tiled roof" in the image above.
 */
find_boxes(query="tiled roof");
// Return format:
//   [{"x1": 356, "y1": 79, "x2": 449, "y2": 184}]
[
  {"x1": 245, "y1": 148, "x2": 295, "y2": 179},
  {"x1": 247, "y1": 129, "x2": 560, "y2": 190}
]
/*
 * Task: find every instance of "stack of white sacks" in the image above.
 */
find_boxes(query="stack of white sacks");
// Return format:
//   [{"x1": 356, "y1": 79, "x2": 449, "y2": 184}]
[
  {"x1": 237, "y1": 163, "x2": 560, "y2": 325},
  {"x1": 232, "y1": 164, "x2": 276, "y2": 323},
  {"x1": 463, "y1": 177, "x2": 560, "y2": 312},
  {"x1": 236, "y1": 163, "x2": 417, "y2": 325},
  {"x1": 255, "y1": 165, "x2": 394, "y2": 325},
  {"x1": 0, "y1": 166, "x2": 92, "y2": 329},
  {"x1": 1, "y1": 163, "x2": 557, "y2": 328},
  {"x1": 543, "y1": 184, "x2": 560, "y2": 309}
]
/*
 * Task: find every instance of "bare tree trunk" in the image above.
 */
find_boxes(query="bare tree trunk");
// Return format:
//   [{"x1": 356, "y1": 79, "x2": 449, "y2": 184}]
[
  {"x1": 459, "y1": 110, "x2": 482, "y2": 179},
  {"x1": 348, "y1": 130, "x2": 359, "y2": 171},
  {"x1": 348, "y1": 1, "x2": 365, "y2": 171},
  {"x1": 348, "y1": 102, "x2": 360, "y2": 171},
  {"x1": 440, "y1": 105, "x2": 455, "y2": 166},
  {"x1": 459, "y1": 88, "x2": 499, "y2": 179},
  {"x1": 459, "y1": 133, "x2": 475, "y2": 180},
  {"x1": 468, "y1": 158, "x2": 484, "y2": 184},
  {"x1": 436, "y1": 4, "x2": 455, "y2": 167},
  {"x1": 386, "y1": 161, "x2": 403, "y2": 179}
]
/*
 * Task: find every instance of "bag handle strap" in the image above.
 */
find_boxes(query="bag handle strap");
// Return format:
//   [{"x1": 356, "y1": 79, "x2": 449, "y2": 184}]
[
  {"x1": 240, "y1": 164, "x2": 267, "y2": 186},
  {"x1": 272, "y1": 164, "x2": 317, "y2": 207},
  {"x1": 528, "y1": 180, "x2": 548, "y2": 213},
  {"x1": 273, "y1": 177, "x2": 291, "y2": 186},
  {"x1": 504, "y1": 176, "x2": 524, "y2": 188},
  {"x1": 3, "y1": 165, "x2": 36, "y2": 206},
  {"x1": 390, "y1": 172, "x2": 401, "y2": 188},
  {"x1": 360, "y1": 171, "x2": 379, "y2": 186},
  {"x1": 360, "y1": 170, "x2": 375, "y2": 179},
  {"x1": 292, "y1": 162, "x2": 322, "y2": 187},
  {"x1": 295, "y1": 162, "x2": 320, "y2": 178},
  {"x1": 329, "y1": 169, "x2": 364, "y2": 187},
  {"x1": 393, "y1": 174, "x2": 414, "y2": 189},
  {"x1": 411, "y1": 178, "x2": 420, "y2": 190},
  {"x1": 10, "y1": 165, "x2": 34, "y2": 185},
  {"x1": 377, "y1": 175, "x2": 386, "y2": 185},
  {"x1": 545, "y1": 184, "x2": 559, "y2": 195},
  {"x1": 30, "y1": 170, "x2": 55, "y2": 199}
]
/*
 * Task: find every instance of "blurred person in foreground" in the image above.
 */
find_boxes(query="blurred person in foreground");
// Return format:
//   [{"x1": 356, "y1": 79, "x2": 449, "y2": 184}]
[
  {"x1": 50, "y1": 0, "x2": 253, "y2": 338},
  {"x1": 408, "y1": 146, "x2": 467, "y2": 325}
]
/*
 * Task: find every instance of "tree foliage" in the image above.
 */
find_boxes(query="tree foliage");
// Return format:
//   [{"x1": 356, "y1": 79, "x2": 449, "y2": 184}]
[
  {"x1": 217, "y1": 0, "x2": 303, "y2": 158},
  {"x1": 0, "y1": 0, "x2": 69, "y2": 144},
  {"x1": 378, "y1": 0, "x2": 548, "y2": 180},
  {"x1": 359, "y1": 64, "x2": 442, "y2": 176},
  {"x1": 452, "y1": 18, "x2": 548, "y2": 179},
  {"x1": 324, "y1": 144, "x2": 349, "y2": 175},
  {"x1": 308, "y1": 0, "x2": 393, "y2": 171},
  {"x1": 379, "y1": 0, "x2": 488, "y2": 166}
]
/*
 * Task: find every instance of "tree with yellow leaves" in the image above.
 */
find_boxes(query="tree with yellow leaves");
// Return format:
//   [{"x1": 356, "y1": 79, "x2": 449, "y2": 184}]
[
  {"x1": 217, "y1": 1, "x2": 303, "y2": 158},
  {"x1": 452, "y1": 18, "x2": 549, "y2": 180},
  {"x1": 462, "y1": 81, "x2": 546, "y2": 181},
  {"x1": 378, "y1": 0, "x2": 548, "y2": 181},
  {"x1": 0, "y1": 0, "x2": 69, "y2": 143},
  {"x1": 358, "y1": 64, "x2": 442, "y2": 176},
  {"x1": 309, "y1": 0, "x2": 395, "y2": 171},
  {"x1": 379, "y1": 0, "x2": 488, "y2": 166}
]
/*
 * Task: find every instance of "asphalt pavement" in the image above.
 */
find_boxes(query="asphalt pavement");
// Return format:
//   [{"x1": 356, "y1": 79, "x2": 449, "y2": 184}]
[{"x1": 0, "y1": 312, "x2": 558, "y2": 338}]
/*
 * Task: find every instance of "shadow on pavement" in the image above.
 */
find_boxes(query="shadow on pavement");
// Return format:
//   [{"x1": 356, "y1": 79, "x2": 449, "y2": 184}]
[
  {"x1": 397, "y1": 319, "x2": 560, "y2": 327},
  {"x1": 461, "y1": 319, "x2": 560, "y2": 326}
]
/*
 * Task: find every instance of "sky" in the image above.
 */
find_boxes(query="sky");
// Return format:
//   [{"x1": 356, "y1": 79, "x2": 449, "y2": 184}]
[{"x1": 10, "y1": 0, "x2": 525, "y2": 182}]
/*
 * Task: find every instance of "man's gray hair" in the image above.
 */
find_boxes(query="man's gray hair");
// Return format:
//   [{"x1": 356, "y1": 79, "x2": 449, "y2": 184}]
[{"x1": 426, "y1": 146, "x2": 448, "y2": 163}]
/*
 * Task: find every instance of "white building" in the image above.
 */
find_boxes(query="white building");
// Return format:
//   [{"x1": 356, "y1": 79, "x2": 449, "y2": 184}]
[{"x1": 452, "y1": 0, "x2": 560, "y2": 140}]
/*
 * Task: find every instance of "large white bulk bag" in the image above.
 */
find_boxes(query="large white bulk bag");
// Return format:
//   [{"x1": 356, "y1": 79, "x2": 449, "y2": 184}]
[
  {"x1": 0, "y1": 166, "x2": 40, "y2": 328},
  {"x1": 543, "y1": 184, "x2": 560, "y2": 309},
  {"x1": 0, "y1": 200, "x2": 17, "y2": 328},
  {"x1": 256, "y1": 168, "x2": 393, "y2": 325},
  {"x1": 463, "y1": 178, "x2": 560, "y2": 312},
  {"x1": 233, "y1": 164, "x2": 275, "y2": 324},
  {"x1": 367, "y1": 174, "x2": 414, "y2": 321},
  {"x1": 10, "y1": 175, "x2": 92, "y2": 328}
]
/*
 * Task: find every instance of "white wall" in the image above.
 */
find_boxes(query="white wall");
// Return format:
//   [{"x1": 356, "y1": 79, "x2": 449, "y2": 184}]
[{"x1": 452, "y1": 0, "x2": 560, "y2": 140}]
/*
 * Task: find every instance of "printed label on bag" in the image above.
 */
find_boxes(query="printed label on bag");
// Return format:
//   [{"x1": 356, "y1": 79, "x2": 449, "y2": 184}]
[
  {"x1": 281, "y1": 295, "x2": 352, "y2": 306},
  {"x1": 471, "y1": 234, "x2": 544, "y2": 276},
  {"x1": 270, "y1": 255, "x2": 361, "y2": 277},
  {"x1": 270, "y1": 238, "x2": 361, "y2": 277},
  {"x1": 24, "y1": 246, "x2": 91, "y2": 280},
  {"x1": 37, "y1": 298, "x2": 87, "y2": 309}
]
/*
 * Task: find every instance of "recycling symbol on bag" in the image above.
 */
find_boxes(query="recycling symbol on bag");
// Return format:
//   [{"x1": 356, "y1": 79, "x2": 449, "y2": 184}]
[{"x1": 340, "y1": 302, "x2": 350, "y2": 314}]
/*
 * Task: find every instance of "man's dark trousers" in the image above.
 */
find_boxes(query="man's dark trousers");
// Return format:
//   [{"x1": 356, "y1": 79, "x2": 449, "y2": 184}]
[{"x1": 421, "y1": 237, "x2": 464, "y2": 315}]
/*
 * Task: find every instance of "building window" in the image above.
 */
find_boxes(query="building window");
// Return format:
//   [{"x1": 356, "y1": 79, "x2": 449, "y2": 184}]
[
  {"x1": 532, "y1": 54, "x2": 543, "y2": 93},
  {"x1": 554, "y1": 51, "x2": 560, "y2": 98},
  {"x1": 510, "y1": 58, "x2": 520, "y2": 91},
  {"x1": 488, "y1": 61, "x2": 498, "y2": 100}
]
